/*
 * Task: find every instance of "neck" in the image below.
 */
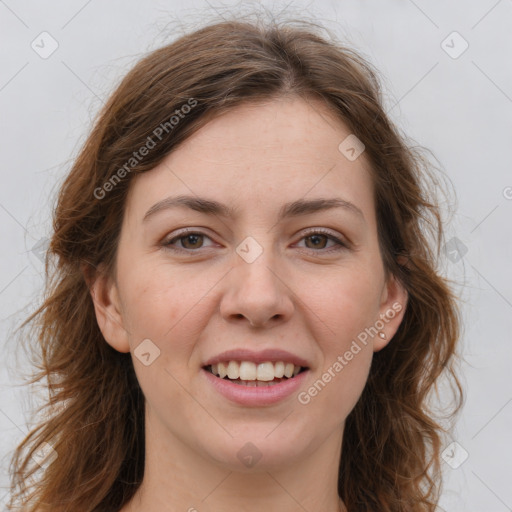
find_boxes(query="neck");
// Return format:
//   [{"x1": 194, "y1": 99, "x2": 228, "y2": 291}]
[{"x1": 121, "y1": 408, "x2": 346, "y2": 512}]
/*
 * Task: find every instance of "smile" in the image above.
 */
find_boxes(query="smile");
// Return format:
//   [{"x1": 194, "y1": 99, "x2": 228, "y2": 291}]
[
  {"x1": 205, "y1": 360, "x2": 306, "y2": 384},
  {"x1": 202, "y1": 361, "x2": 309, "y2": 406}
]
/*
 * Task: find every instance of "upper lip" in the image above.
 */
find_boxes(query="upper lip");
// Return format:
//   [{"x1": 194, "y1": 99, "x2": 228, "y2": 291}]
[{"x1": 203, "y1": 348, "x2": 310, "y2": 368}]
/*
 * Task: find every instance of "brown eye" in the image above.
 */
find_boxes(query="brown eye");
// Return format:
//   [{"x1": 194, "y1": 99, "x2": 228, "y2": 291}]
[
  {"x1": 304, "y1": 234, "x2": 329, "y2": 249},
  {"x1": 180, "y1": 233, "x2": 204, "y2": 249},
  {"x1": 163, "y1": 231, "x2": 215, "y2": 252},
  {"x1": 296, "y1": 230, "x2": 347, "y2": 253}
]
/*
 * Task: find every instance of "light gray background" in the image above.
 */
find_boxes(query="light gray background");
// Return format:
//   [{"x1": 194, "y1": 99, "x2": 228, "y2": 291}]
[{"x1": 1, "y1": 1, "x2": 511, "y2": 511}]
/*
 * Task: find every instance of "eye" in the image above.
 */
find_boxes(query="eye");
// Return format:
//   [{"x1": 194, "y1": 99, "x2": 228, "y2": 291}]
[
  {"x1": 162, "y1": 230, "x2": 216, "y2": 252},
  {"x1": 296, "y1": 229, "x2": 348, "y2": 252}
]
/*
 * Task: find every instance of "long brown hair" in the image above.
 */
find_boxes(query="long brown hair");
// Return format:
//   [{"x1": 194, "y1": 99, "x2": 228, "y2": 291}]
[{"x1": 8, "y1": 12, "x2": 463, "y2": 512}]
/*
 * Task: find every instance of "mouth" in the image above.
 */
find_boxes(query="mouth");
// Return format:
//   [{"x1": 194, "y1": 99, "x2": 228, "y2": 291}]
[{"x1": 203, "y1": 361, "x2": 309, "y2": 387}]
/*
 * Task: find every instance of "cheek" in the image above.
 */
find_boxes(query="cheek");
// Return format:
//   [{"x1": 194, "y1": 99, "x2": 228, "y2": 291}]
[
  {"x1": 119, "y1": 262, "x2": 216, "y2": 414},
  {"x1": 118, "y1": 259, "x2": 213, "y2": 359},
  {"x1": 297, "y1": 264, "x2": 380, "y2": 413},
  {"x1": 304, "y1": 262, "x2": 383, "y2": 346},
  {"x1": 301, "y1": 346, "x2": 373, "y2": 434},
  {"x1": 299, "y1": 273, "x2": 377, "y2": 421}
]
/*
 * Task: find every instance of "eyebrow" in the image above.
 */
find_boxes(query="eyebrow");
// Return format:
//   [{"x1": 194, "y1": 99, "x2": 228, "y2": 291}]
[{"x1": 142, "y1": 194, "x2": 365, "y2": 223}]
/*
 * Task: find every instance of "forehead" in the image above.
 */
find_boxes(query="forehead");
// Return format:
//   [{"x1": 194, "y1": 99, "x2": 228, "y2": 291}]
[
  {"x1": 171, "y1": 96, "x2": 365, "y2": 168},
  {"x1": 125, "y1": 96, "x2": 375, "y2": 223}
]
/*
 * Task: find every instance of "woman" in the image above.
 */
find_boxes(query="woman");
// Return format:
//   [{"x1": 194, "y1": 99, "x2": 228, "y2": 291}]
[{"x1": 8, "y1": 13, "x2": 463, "y2": 512}]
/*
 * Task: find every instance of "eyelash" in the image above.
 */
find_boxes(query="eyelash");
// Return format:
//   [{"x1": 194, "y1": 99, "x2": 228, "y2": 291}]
[{"x1": 162, "y1": 228, "x2": 348, "y2": 255}]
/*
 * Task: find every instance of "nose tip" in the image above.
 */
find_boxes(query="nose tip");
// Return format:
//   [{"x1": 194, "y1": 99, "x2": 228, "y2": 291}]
[{"x1": 246, "y1": 312, "x2": 283, "y2": 328}]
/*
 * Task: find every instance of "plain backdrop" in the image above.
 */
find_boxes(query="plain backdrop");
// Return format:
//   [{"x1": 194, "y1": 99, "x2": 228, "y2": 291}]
[{"x1": 1, "y1": 1, "x2": 511, "y2": 510}]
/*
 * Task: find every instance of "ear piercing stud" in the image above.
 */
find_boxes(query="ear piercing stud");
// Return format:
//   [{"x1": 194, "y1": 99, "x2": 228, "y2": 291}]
[{"x1": 378, "y1": 332, "x2": 386, "y2": 340}]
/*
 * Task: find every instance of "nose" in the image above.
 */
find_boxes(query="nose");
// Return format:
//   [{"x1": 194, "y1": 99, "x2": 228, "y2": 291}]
[{"x1": 219, "y1": 251, "x2": 295, "y2": 329}]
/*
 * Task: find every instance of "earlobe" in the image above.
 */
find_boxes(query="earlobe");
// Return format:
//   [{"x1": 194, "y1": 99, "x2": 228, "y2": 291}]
[
  {"x1": 374, "y1": 273, "x2": 408, "y2": 352},
  {"x1": 83, "y1": 263, "x2": 131, "y2": 354}
]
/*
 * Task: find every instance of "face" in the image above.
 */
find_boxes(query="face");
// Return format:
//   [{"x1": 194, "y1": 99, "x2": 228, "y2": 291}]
[{"x1": 91, "y1": 96, "x2": 407, "y2": 472}]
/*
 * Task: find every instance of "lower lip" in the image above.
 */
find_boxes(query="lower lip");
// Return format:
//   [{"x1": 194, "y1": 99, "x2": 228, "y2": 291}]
[{"x1": 201, "y1": 368, "x2": 309, "y2": 406}]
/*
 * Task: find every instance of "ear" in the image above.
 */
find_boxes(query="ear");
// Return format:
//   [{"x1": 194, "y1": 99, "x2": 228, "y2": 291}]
[
  {"x1": 82, "y1": 262, "x2": 131, "y2": 353},
  {"x1": 373, "y1": 271, "x2": 408, "y2": 352}
]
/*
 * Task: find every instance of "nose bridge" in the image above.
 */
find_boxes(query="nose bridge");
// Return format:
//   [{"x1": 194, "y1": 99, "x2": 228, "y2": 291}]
[
  {"x1": 237, "y1": 252, "x2": 278, "y2": 293},
  {"x1": 220, "y1": 234, "x2": 294, "y2": 326}
]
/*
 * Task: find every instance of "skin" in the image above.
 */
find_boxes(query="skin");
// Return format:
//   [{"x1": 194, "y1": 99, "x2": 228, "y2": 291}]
[{"x1": 90, "y1": 96, "x2": 408, "y2": 512}]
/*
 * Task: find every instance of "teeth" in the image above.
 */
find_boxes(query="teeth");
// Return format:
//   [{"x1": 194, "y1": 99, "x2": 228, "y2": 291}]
[
  {"x1": 232, "y1": 379, "x2": 283, "y2": 387},
  {"x1": 256, "y1": 362, "x2": 274, "y2": 381},
  {"x1": 239, "y1": 361, "x2": 257, "y2": 380},
  {"x1": 227, "y1": 361, "x2": 239, "y2": 380},
  {"x1": 217, "y1": 362, "x2": 227, "y2": 378},
  {"x1": 207, "y1": 361, "x2": 304, "y2": 381},
  {"x1": 284, "y1": 363, "x2": 294, "y2": 378},
  {"x1": 274, "y1": 361, "x2": 285, "y2": 378}
]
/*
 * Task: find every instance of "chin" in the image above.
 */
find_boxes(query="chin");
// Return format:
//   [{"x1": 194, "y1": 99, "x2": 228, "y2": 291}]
[{"x1": 199, "y1": 429, "x2": 311, "y2": 473}]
